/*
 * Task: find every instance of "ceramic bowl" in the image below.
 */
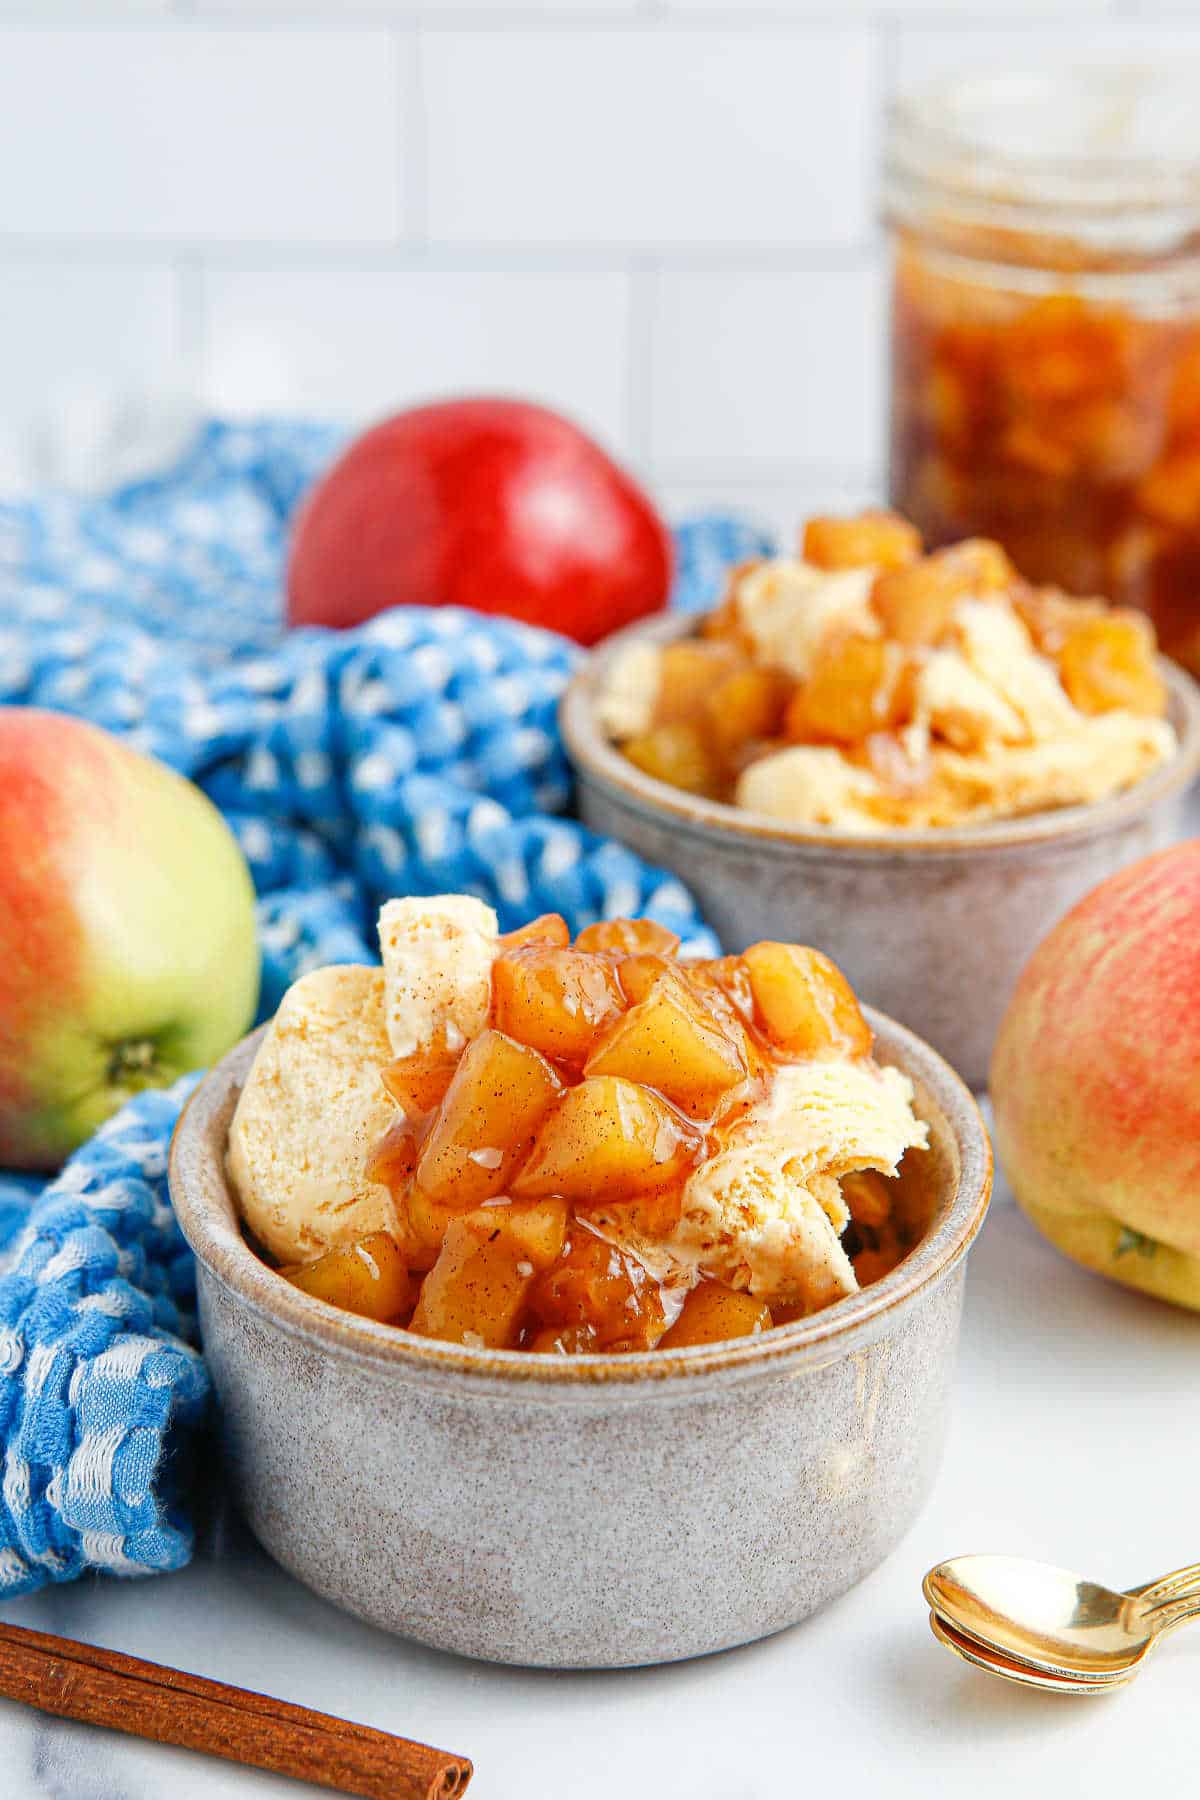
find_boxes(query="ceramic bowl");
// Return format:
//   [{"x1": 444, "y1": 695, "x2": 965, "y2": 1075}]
[
  {"x1": 562, "y1": 613, "x2": 1200, "y2": 1089},
  {"x1": 169, "y1": 1011, "x2": 991, "y2": 1671}
]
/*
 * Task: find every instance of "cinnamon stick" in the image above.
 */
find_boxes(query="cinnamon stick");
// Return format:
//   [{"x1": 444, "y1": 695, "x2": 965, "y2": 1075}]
[{"x1": 0, "y1": 1620, "x2": 471, "y2": 1800}]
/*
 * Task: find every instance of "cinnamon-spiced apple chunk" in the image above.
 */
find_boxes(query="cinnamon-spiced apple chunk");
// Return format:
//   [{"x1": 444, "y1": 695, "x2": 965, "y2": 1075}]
[{"x1": 228, "y1": 896, "x2": 930, "y2": 1354}]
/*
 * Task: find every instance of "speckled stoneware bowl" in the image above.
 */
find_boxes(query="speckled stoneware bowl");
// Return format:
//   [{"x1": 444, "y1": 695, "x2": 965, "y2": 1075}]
[
  {"x1": 169, "y1": 1012, "x2": 991, "y2": 1671},
  {"x1": 562, "y1": 613, "x2": 1200, "y2": 1089}
]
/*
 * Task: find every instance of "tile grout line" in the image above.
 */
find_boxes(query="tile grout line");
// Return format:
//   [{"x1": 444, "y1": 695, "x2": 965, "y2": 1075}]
[
  {"x1": 0, "y1": 9, "x2": 1077, "y2": 32},
  {"x1": 0, "y1": 239, "x2": 881, "y2": 272},
  {"x1": 0, "y1": 4, "x2": 1171, "y2": 25}
]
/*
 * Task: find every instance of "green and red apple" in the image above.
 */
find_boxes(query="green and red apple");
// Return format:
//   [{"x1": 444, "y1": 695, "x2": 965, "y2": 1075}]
[
  {"x1": 990, "y1": 841, "x2": 1200, "y2": 1311},
  {"x1": 0, "y1": 709, "x2": 259, "y2": 1169}
]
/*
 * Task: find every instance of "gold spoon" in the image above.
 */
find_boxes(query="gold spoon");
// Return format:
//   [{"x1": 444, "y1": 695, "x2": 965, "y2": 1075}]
[
  {"x1": 927, "y1": 1610, "x2": 1133, "y2": 1695},
  {"x1": 923, "y1": 1553, "x2": 1200, "y2": 1686}
]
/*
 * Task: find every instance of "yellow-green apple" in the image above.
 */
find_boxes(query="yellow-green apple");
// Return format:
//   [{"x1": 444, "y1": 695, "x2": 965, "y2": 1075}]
[
  {"x1": 990, "y1": 842, "x2": 1200, "y2": 1311},
  {"x1": 0, "y1": 709, "x2": 259, "y2": 1169}
]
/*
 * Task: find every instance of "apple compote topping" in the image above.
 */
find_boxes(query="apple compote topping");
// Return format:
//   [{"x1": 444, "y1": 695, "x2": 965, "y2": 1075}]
[
  {"x1": 598, "y1": 510, "x2": 1176, "y2": 833},
  {"x1": 275, "y1": 912, "x2": 927, "y2": 1353},
  {"x1": 889, "y1": 253, "x2": 1200, "y2": 679}
]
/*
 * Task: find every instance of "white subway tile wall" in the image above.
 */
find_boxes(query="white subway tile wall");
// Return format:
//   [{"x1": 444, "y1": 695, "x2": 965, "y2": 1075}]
[
  {"x1": 420, "y1": 28, "x2": 876, "y2": 248},
  {"x1": 0, "y1": 29, "x2": 406, "y2": 242},
  {"x1": 647, "y1": 262, "x2": 884, "y2": 473},
  {"x1": 0, "y1": 2, "x2": 1182, "y2": 530},
  {"x1": 201, "y1": 267, "x2": 633, "y2": 446}
]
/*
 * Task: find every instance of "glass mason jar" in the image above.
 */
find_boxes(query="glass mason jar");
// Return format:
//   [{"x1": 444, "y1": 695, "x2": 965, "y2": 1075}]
[{"x1": 883, "y1": 67, "x2": 1200, "y2": 674}]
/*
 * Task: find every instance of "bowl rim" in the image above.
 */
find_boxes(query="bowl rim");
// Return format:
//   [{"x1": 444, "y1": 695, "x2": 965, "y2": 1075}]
[
  {"x1": 168, "y1": 1005, "x2": 992, "y2": 1393},
  {"x1": 560, "y1": 611, "x2": 1200, "y2": 860}
]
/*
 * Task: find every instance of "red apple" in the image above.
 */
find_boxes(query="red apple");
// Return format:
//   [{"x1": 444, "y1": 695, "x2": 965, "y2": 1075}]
[
  {"x1": 286, "y1": 398, "x2": 673, "y2": 645},
  {"x1": 990, "y1": 842, "x2": 1200, "y2": 1310},
  {"x1": 0, "y1": 710, "x2": 260, "y2": 1170}
]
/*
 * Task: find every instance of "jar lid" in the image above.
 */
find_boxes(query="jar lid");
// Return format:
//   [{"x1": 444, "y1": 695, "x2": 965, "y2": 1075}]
[{"x1": 884, "y1": 66, "x2": 1200, "y2": 265}]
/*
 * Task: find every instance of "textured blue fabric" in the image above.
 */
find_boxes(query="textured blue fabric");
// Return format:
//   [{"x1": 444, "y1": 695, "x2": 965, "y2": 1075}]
[
  {"x1": 0, "y1": 1085, "x2": 208, "y2": 1593},
  {"x1": 0, "y1": 419, "x2": 770, "y2": 1596}
]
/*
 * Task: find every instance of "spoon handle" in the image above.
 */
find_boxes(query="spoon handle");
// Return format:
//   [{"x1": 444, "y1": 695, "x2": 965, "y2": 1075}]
[
  {"x1": 1134, "y1": 1561, "x2": 1200, "y2": 1613},
  {"x1": 1137, "y1": 1555, "x2": 1200, "y2": 1627}
]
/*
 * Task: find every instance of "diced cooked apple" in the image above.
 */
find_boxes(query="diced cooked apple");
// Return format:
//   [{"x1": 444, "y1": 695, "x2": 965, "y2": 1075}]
[
  {"x1": 616, "y1": 951, "x2": 674, "y2": 1006},
  {"x1": 585, "y1": 970, "x2": 746, "y2": 1116},
  {"x1": 575, "y1": 917, "x2": 681, "y2": 957},
  {"x1": 623, "y1": 722, "x2": 721, "y2": 796},
  {"x1": 803, "y1": 510, "x2": 922, "y2": 572},
  {"x1": 480, "y1": 1194, "x2": 570, "y2": 1270},
  {"x1": 700, "y1": 581, "x2": 753, "y2": 647},
  {"x1": 526, "y1": 1323, "x2": 602, "y2": 1354},
  {"x1": 842, "y1": 1166, "x2": 908, "y2": 1289},
  {"x1": 851, "y1": 1247, "x2": 897, "y2": 1287},
  {"x1": 408, "y1": 1199, "x2": 569, "y2": 1348},
  {"x1": 491, "y1": 945, "x2": 625, "y2": 1068},
  {"x1": 282, "y1": 1232, "x2": 413, "y2": 1323},
  {"x1": 1137, "y1": 448, "x2": 1200, "y2": 527},
  {"x1": 580, "y1": 1189, "x2": 683, "y2": 1238},
  {"x1": 410, "y1": 1231, "x2": 527, "y2": 1347},
  {"x1": 677, "y1": 958, "x2": 771, "y2": 1094},
  {"x1": 499, "y1": 912, "x2": 570, "y2": 950},
  {"x1": 1058, "y1": 614, "x2": 1166, "y2": 717},
  {"x1": 706, "y1": 666, "x2": 793, "y2": 763},
  {"x1": 841, "y1": 1169, "x2": 893, "y2": 1231},
  {"x1": 685, "y1": 954, "x2": 755, "y2": 1022},
  {"x1": 414, "y1": 1028, "x2": 562, "y2": 1208},
  {"x1": 528, "y1": 1225, "x2": 667, "y2": 1350},
  {"x1": 398, "y1": 1184, "x2": 461, "y2": 1272},
  {"x1": 935, "y1": 538, "x2": 1014, "y2": 593},
  {"x1": 1013, "y1": 586, "x2": 1107, "y2": 655},
  {"x1": 365, "y1": 1116, "x2": 422, "y2": 1191},
  {"x1": 655, "y1": 640, "x2": 745, "y2": 726},
  {"x1": 784, "y1": 632, "x2": 913, "y2": 744},
  {"x1": 870, "y1": 560, "x2": 961, "y2": 646},
  {"x1": 659, "y1": 1282, "x2": 772, "y2": 1347},
  {"x1": 743, "y1": 941, "x2": 872, "y2": 1058},
  {"x1": 404, "y1": 1189, "x2": 569, "y2": 1281},
  {"x1": 871, "y1": 538, "x2": 1013, "y2": 644},
  {"x1": 511, "y1": 1077, "x2": 702, "y2": 1201},
  {"x1": 381, "y1": 1043, "x2": 462, "y2": 1117}
]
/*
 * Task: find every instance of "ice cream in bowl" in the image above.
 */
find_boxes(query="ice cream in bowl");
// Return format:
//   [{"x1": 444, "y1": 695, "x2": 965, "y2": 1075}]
[
  {"x1": 169, "y1": 894, "x2": 990, "y2": 1667},
  {"x1": 563, "y1": 510, "x2": 1200, "y2": 1086},
  {"x1": 230, "y1": 898, "x2": 932, "y2": 1347}
]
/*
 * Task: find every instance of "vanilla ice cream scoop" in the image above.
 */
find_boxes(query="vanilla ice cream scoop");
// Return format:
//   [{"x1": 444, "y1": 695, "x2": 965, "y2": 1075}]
[
  {"x1": 227, "y1": 964, "x2": 399, "y2": 1265},
  {"x1": 591, "y1": 1058, "x2": 928, "y2": 1312},
  {"x1": 378, "y1": 894, "x2": 499, "y2": 1057}
]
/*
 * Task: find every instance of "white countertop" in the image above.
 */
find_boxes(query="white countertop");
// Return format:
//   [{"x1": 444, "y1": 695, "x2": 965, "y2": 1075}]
[{"x1": 1, "y1": 1161, "x2": 1197, "y2": 1800}]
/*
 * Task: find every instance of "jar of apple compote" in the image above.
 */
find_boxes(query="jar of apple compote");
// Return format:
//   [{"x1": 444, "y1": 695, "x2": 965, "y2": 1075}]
[{"x1": 884, "y1": 68, "x2": 1200, "y2": 673}]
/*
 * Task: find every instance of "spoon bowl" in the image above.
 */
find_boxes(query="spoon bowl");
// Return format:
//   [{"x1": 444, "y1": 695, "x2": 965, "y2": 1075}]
[
  {"x1": 924, "y1": 1553, "x2": 1200, "y2": 1682},
  {"x1": 927, "y1": 1612, "x2": 1133, "y2": 1695}
]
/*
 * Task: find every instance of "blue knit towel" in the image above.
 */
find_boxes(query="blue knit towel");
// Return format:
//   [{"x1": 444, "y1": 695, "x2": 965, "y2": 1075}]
[{"x1": 0, "y1": 420, "x2": 774, "y2": 1596}]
